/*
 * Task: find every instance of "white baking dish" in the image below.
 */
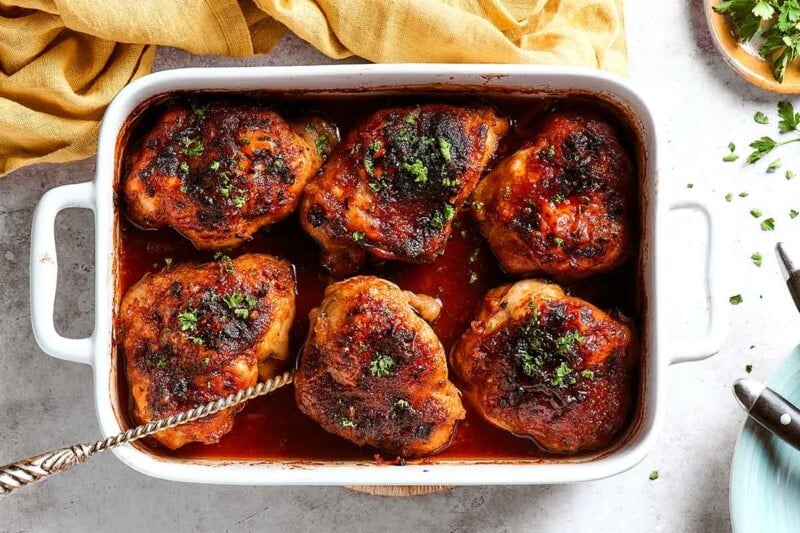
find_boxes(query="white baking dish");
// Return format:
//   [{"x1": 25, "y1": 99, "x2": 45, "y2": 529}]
[{"x1": 29, "y1": 64, "x2": 727, "y2": 485}]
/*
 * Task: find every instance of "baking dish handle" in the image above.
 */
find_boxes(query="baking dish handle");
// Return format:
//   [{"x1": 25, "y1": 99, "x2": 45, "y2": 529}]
[
  {"x1": 30, "y1": 181, "x2": 96, "y2": 366},
  {"x1": 667, "y1": 196, "x2": 728, "y2": 365}
]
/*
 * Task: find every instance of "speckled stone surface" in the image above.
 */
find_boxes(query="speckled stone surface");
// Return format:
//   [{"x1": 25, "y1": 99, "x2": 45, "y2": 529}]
[{"x1": 3, "y1": 2, "x2": 799, "y2": 531}]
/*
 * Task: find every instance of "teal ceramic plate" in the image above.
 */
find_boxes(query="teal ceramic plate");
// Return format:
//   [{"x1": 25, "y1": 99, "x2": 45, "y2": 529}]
[{"x1": 730, "y1": 346, "x2": 800, "y2": 532}]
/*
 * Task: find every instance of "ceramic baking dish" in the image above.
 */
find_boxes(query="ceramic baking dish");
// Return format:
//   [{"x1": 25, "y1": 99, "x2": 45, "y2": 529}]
[{"x1": 30, "y1": 64, "x2": 727, "y2": 485}]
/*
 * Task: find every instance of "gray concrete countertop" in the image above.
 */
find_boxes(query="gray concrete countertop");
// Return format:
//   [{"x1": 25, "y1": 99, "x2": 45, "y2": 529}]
[{"x1": 2, "y1": 2, "x2": 798, "y2": 531}]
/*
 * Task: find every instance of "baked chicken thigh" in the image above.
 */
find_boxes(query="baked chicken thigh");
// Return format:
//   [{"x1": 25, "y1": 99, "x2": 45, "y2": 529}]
[
  {"x1": 125, "y1": 102, "x2": 335, "y2": 250},
  {"x1": 295, "y1": 276, "x2": 465, "y2": 457},
  {"x1": 301, "y1": 104, "x2": 508, "y2": 277},
  {"x1": 451, "y1": 279, "x2": 637, "y2": 454},
  {"x1": 471, "y1": 110, "x2": 634, "y2": 282},
  {"x1": 119, "y1": 253, "x2": 295, "y2": 449}
]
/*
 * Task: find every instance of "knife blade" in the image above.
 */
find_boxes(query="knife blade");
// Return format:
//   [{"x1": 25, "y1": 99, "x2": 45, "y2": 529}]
[{"x1": 733, "y1": 378, "x2": 800, "y2": 451}]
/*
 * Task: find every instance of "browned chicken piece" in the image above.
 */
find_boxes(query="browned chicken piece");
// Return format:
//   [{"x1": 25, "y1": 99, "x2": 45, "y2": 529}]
[
  {"x1": 119, "y1": 253, "x2": 295, "y2": 449},
  {"x1": 471, "y1": 110, "x2": 634, "y2": 282},
  {"x1": 450, "y1": 279, "x2": 638, "y2": 454},
  {"x1": 124, "y1": 102, "x2": 336, "y2": 250},
  {"x1": 294, "y1": 276, "x2": 466, "y2": 457},
  {"x1": 301, "y1": 104, "x2": 508, "y2": 277}
]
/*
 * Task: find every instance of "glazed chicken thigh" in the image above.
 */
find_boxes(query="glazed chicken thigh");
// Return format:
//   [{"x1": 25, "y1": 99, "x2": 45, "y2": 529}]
[
  {"x1": 295, "y1": 276, "x2": 466, "y2": 457},
  {"x1": 451, "y1": 279, "x2": 637, "y2": 454},
  {"x1": 471, "y1": 110, "x2": 634, "y2": 282},
  {"x1": 125, "y1": 102, "x2": 335, "y2": 250},
  {"x1": 119, "y1": 254, "x2": 295, "y2": 449},
  {"x1": 301, "y1": 104, "x2": 508, "y2": 277}
]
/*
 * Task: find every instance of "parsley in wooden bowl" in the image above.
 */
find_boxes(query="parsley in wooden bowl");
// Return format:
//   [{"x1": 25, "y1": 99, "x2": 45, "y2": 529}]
[{"x1": 707, "y1": 0, "x2": 800, "y2": 93}]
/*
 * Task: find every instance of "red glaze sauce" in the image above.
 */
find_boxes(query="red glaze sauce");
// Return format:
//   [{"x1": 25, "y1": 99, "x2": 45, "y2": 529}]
[{"x1": 116, "y1": 92, "x2": 641, "y2": 462}]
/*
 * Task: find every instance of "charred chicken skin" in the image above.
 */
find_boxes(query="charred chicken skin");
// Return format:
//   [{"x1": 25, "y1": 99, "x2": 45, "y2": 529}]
[
  {"x1": 124, "y1": 102, "x2": 336, "y2": 250},
  {"x1": 301, "y1": 104, "x2": 508, "y2": 277},
  {"x1": 450, "y1": 279, "x2": 637, "y2": 454},
  {"x1": 294, "y1": 276, "x2": 466, "y2": 457},
  {"x1": 119, "y1": 254, "x2": 295, "y2": 449},
  {"x1": 471, "y1": 111, "x2": 634, "y2": 282}
]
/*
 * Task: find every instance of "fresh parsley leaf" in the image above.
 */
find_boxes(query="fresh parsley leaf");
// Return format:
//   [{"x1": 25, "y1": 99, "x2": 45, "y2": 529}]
[
  {"x1": 209, "y1": 160, "x2": 220, "y2": 171},
  {"x1": 177, "y1": 310, "x2": 198, "y2": 331},
  {"x1": 181, "y1": 136, "x2": 204, "y2": 157},
  {"x1": 761, "y1": 217, "x2": 776, "y2": 230},
  {"x1": 723, "y1": 153, "x2": 740, "y2": 162},
  {"x1": 369, "y1": 354, "x2": 395, "y2": 377},
  {"x1": 767, "y1": 158, "x2": 782, "y2": 172},
  {"x1": 649, "y1": 470, "x2": 659, "y2": 481},
  {"x1": 751, "y1": 252, "x2": 763, "y2": 266},
  {"x1": 791, "y1": 209, "x2": 799, "y2": 219},
  {"x1": 730, "y1": 294, "x2": 744, "y2": 305},
  {"x1": 728, "y1": 141, "x2": 736, "y2": 152},
  {"x1": 778, "y1": 101, "x2": 800, "y2": 132},
  {"x1": 233, "y1": 195, "x2": 246, "y2": 208},
  {"x1": 179, "y1": 161, "x2": 189, "y2": 173},
  {"x1": 788, "y1": 170, "x2": 796, "y2": 180},
  {"x1": 438, "y1": 138, "x2": 452, "y2": 162},
  {"x1": 339, "y1": 417, "x2": 356, "y2": 428},
  {"x1": 725, "y1": 193, "x2": 733, "y2": 202},
  {"x1": 222, "y1": 293, "x2": 244, "y2": 309},
  {"x1": 754, "y1": 111, "x2": 769, "y2": 124},
  {"x1": 234, "y1": 308, "x2": 249, "y2": 320},
  {"x1": 747, "y1": 136, "x2": 778, "y2": 163},
  {"x1": 351, "y1": 231, "x2": 365, "y2": 242},
  {"x1": 745, "y1": 364, "x2": 753, "y2": 373},
  {"x1": 580, "y1": 369, "x2": 595, "y2": 379},
  {"x1": 750, "y1": 208, "x2": 763, "y2": 218},
  {"x1": 551, "y1": 361, "x2": 576, "y2": 388},
  {"x1": 315, "y1": 134, "x2": 329, "y2": 155},
  {"x1": 739, "y1": 191, "x2": 750, "y2": 197},
  {"x1": 402, "y1": 159, "x2": 428, "y2": 182}
]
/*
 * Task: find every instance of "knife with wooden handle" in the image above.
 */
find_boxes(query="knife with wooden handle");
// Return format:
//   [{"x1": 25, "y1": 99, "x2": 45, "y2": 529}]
[{"x1": 733, "y1": 378, "x2": 800, "y2": 451}]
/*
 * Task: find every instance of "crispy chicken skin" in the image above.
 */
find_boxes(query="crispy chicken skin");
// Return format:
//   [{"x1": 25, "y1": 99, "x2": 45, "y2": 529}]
[
  {"x1": 124, "y1": 102, "x2": 335, "y2": 250},
  {"x1": 119, "y1": 254, "x2": 295, "y2": 449},
  {"x1": 294, "y1": 276, "x2": 466, "y2": 457},
  {"x1": 471, "y1": 111, "x2": 634, "y2": 282},
  {"x1": 301, "y1": 104, "x2": 508, "y2": 277},
  {"x1": 450, "y1": 280, "x2": 637, "y2": 454}
]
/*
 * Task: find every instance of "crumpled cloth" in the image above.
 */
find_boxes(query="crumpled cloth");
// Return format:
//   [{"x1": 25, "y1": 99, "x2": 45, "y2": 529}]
[{"x1": 0, "y1": 0, "x2": 627, "y2": 176}]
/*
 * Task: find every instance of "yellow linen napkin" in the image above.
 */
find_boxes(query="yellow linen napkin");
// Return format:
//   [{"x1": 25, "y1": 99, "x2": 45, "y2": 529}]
[{"x1": 0, "y1": 0, "x2": 627, "y2": 177}]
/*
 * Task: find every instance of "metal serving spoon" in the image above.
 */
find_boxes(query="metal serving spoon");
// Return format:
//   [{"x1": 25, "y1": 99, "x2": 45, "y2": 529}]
[{"x1": 0, "y1": 370, "x2": 294, "y2": 495}]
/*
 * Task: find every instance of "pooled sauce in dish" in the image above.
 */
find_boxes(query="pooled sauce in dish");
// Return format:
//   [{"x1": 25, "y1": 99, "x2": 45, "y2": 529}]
[{"x1": 115, "y1": 92, "x2": 642, "y2": 462}]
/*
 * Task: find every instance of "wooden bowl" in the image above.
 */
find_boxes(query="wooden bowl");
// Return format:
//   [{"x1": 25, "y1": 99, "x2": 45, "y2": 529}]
[{"x1": 705, "y1": 0, "x2": 800, "y2": 93}]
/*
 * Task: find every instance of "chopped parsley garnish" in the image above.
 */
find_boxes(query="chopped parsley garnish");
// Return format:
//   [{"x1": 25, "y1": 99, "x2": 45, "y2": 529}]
[
  {"x1": 156, "y1": 357, "x2": 167, "y2": 368},
  {"x1": 209, "y1": 160, "x2": 220, "y2": 171},
  {"x1": 203, "y1": 356, "x2": 211, "y2": 365},
  {"x1": 368, "y1": 181, "x2": 382, "y2": 193},
  {"x1": 191, "y1": 105, "x2": 205, "y2": 119},
  {"x1": 214, "y1": 252, "x2": 232, "y2": 262},
  {"x1": 315, "y1": 134, "x2": 329, "y2": 155},
  {"x1": 750, "y1": 208, "x2": 763, "y2": 218},
  {"x1": 552, "y1": 192, "x2": 566, "y2": 204},
  {"x1": 391, "y1": 399, "x2": 411, "y2": 411},
  {"x1": 739, "y1": 191, "x2": 750, "y2": 197},
  {"x1": 767, "y1": 158, "x2": 782, "y2": 172},
  {"x1": 649, "y1": 470, "x2": 659, "y2": 481},
  {"x1": 179, "y1": 161, "x2": 189, "y2": 173},
  {"x1": 180, "y1": 136, "x2": 204, "y2": 157},
  {"x1": 369, "y1": 354, "x2": 395, "y2": 377},
  {"x1": 551, "y1": 361, "x2": 576, "y2": 388},
  {"x1": 164, "y1": 257, "x2": 173, "y2": 268},
  {"x1": 687, "y1": 183, "x2": 694, "y2": 189},
  {"x1": 442, "y1": 176, "x2": 460, "y2": 187},
  {"x1": 728, "y1": 141, "x2": 736, "y2": 152},
  {"x1": 191, "y1": 336, "x2": 204, "y2": 346},
  {"x1": 222, "y1": 293, "x2": 244, "y2": 309},
  {"x1": 364, "y1": 157, "x2": 375, "y2": 175},
  {"x1": 177, "y1": 310, "x2": 198, "y2": 331},
  {"x1": 729, "y1": 294, "x2": 743, "y2": 305},
  {"x1": 745, "y1": 364, "x2": 753, "y2": 373},
  {"x1": 339, "y1": 417, "x2": 356, "y2": 428},
  {"x1": 468, "y1": 271, "x2": 479, "y2": 284},
  {"x1": 792, "y1": 209, "x2": 799, "y2": 219},
  {"x1": 555, "y1": 331, "x2": 584, "y2": 354},
  {"x1": 438, "y1": 138, "x2": 452, "y2": 162},
  {"x1": 245, "y1": 296, "x2": 257, "y2": 308},
  {"x1": 580, "y1": 369, "x2": 595, "y2": 379},
  {"x1": 761, "y1": 217, "x2": 776, "y2": 231},
  {"x1": 369, "y1": 140, "x2": 382, "y2": 153},
  {"x1": 723, "y1": 153, "x2": 739, "y2": 162},
  {"x1": 241, "y1": 136, "x2": 251, "y2": 146},
  {"x1": 779, "y1": 100, "x2": 800, "y2": 132},
  {"x1": 554, "y1": 237, "x2": 565, "y2": 247},
  {"x1": 442, "y1": 203, "x2": 456, "y2": 221},
  {"x1": 402, "y1": 159, "x2": 429, "y2": 183},
  {"x1": 545, "y1": 145, "x2": 555, "y2": 158},
  {"x1": 754, "y1": 111, "x2": 769, "y2": 124},
  {"x1": 234, "y1": 308, "x2": 249, "y2": 320},
  {"x1": 788, "y1": 170, "x2": 797, "y2": 180},
  {"x1": 233, "y1": 195, "x2": 246, "y2": 208},
  {"x1": 405, "y1": 113, "x2": 416, "y2": 125},
  {"x1": 751, "y1": 252, "x2": 763, "y2": 267},
  {"x1": 352, "y1": 231, "x2": 365, "y2": 242},
  {"x1": 725, "y1": 193, "x2": 733, "y2": 202}
]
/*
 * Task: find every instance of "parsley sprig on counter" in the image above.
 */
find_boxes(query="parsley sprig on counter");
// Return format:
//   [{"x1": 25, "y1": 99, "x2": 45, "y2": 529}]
[
  {"x1": 714, "y1": 0, "x2": 800, "y2": 82},
  {"x1": 738, "y1": 102, "x2": 800, "y2": 165}
]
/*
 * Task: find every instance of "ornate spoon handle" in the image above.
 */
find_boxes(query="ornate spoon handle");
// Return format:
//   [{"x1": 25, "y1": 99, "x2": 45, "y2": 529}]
[{"x1": 0, "y1": 370, "x2": 294, "y2": 495}]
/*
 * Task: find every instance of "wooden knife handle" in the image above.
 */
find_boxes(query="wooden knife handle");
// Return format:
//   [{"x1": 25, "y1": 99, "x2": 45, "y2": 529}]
[{"x1": 751, "y1": 387, "x2": 800, "y2": 451}]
